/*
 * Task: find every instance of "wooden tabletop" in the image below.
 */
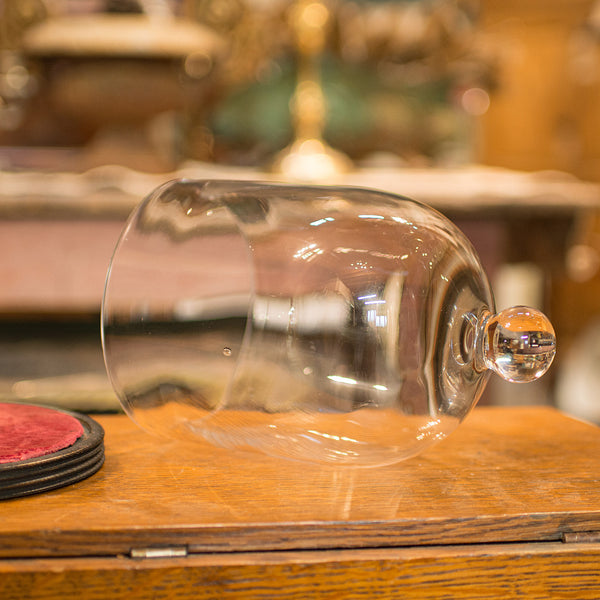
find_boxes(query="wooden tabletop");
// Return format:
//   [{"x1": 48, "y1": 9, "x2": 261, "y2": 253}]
[{"x1": 1, "y1": 406, "x2": 600, "y2": 559}]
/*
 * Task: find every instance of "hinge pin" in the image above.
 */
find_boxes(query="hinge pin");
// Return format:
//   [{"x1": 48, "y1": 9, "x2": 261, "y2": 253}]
[
  {"x1": 562, "y1": 532, "x2": 600, "y2": 544},
  {"x1": 130, "y1": 546, "x2": 188, "y2": 559}
]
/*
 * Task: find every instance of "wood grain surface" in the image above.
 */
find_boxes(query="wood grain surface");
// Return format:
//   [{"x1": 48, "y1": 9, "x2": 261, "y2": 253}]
[
  {"x1": 2, "y1": 542, "x2": 600, "y2": 599},
  {"x1": 1, "y1": 406, "x2": 600, "y2": 559}
]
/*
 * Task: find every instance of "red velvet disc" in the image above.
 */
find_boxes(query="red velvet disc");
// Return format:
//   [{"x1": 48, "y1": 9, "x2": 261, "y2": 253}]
[{"x1": 0, "y1": 403, "x2": 84, "y2": 464}]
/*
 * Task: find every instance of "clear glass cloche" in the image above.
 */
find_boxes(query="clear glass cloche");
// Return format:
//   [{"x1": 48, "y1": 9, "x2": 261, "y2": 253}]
[{"x1": 101, "y1": 180, "x2": 556, "y2": 466}]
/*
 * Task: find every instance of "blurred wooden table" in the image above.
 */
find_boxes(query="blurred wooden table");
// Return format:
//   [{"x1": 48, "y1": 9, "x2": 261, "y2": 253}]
[
  {"x1": 2, "y1": 405, "x2": 600, "y2": 599},
  {"x1": 0, "y1": 164, "x2": 599, "y2": 315}
]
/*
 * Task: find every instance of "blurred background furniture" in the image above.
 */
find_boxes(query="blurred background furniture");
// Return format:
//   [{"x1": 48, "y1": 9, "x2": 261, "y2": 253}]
[{"x1": 1, "y1": 0, "x2": 600, "y2": 419}]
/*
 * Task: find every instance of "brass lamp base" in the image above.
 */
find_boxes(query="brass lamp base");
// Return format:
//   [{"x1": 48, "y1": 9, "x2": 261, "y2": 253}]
[{"x1": 272, "y1": 137, "x2": 352, "y2": 183}]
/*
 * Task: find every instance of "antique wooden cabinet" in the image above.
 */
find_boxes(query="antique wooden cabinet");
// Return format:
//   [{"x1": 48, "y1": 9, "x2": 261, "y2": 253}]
[{"x1": 2, "y1": 406, "x2": 600, "y2": 598}]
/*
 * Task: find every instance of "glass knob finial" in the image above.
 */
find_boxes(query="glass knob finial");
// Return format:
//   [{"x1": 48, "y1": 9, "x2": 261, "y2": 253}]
[{"x1": 481, "y1": 306, "x2": 556, "y2": 383}]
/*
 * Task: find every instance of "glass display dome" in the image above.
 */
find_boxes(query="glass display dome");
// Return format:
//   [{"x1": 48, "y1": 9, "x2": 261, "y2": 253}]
[{"x1": 102, "y1": 180, "x2": 555, "y2": 466}]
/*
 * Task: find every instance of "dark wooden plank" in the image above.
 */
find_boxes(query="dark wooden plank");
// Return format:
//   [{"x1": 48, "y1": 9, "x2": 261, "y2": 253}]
[
  {"x1": 1, "y1": 406, "x2": 600, "y2": 557},
  {"x1": 2, "y1": 542, "x2": 600, "y2": 599}
]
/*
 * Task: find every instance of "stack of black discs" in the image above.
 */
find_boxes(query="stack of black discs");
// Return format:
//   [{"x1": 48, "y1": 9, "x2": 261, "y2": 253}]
[{"x1": 0, "y1": 403, "x2": 105, "y2": 500}]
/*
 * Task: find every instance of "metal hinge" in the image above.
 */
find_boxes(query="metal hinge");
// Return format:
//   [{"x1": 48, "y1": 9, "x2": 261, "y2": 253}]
[
  {"x1": 562, "y1": 532, "x2": 600, "y2": 544},
  {"x1": 130, "y1": 546, "x2": 188, "y2": 559}
]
